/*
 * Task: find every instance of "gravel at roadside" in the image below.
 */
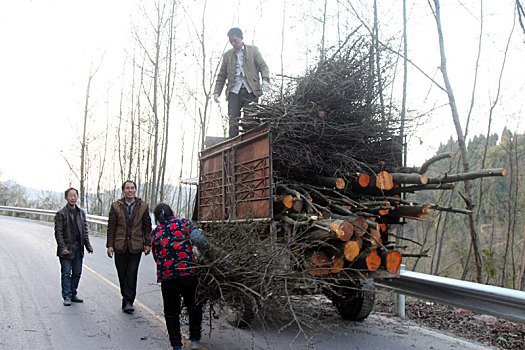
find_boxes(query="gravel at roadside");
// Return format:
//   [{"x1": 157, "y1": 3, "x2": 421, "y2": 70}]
[{"x1": 374, "y1": 291, "x2": 525, "y2": 349}]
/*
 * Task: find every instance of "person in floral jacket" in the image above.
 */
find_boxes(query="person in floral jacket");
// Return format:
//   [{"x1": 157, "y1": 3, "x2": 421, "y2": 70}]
[{"x1": 151, "y1": 203, "x2": 207, "y2": 350}]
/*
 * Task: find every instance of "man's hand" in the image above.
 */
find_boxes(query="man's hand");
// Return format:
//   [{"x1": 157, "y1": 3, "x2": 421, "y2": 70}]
[
  {"x1": 144, "y1": 246, "x2": 151, "y2": 256},
  {"x1": 262, "y1": 80, "x2": 270, "y2": 93},
  {"x1": 87, "y1": 246, "x2": 94, "y2": 254},
  {"x1": 60, "y1": 249, "x2": 70, "y2": 256},
  {"x1": 107, "y1": 247, "x2": 114, "y2": 258},
  {"x1": 213, "y1": 94, "x2": 220, "y2": 103}
]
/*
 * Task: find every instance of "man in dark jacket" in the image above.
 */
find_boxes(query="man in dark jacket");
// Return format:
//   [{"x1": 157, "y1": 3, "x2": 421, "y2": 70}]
[
  {"x1": 106, "y1": 180, "x2": 152, "y2": 313},
  {"x1": 54, "y1": 187, "x2": 93, "y2": 306},
  {"x1": 213, "y1": 27, "x2": 270, "y2": 138}
]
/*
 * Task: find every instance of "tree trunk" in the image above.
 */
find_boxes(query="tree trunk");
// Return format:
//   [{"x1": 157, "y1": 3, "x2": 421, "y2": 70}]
[{"x1": 432, "y1": 0, "x2": 483, "y2": 282}]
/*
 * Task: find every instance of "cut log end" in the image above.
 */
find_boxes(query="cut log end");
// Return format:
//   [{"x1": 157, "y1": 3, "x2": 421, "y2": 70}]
[
  {"x1": 331, "y1": 257, "x2": 344, "y2": 274},
  {"x1": 366, "y1": 251, "x2": 381, "y2": 270},
  {"x1": 350, "y1": 236, "x2": 363, "y2": 250},
  {"x1": 420, "y1": 173, "x2": 429, "y2": 185},
  {"x1": 283, "y1": 194, "x2": 294, "y2": 209},
  {"x1": 292, "y1": 198, "x2": 304, "y2": 212},
  {"x1": 386, "y1": 250, "x2": 402, "y2": 274},
  {"x1": 344, "y1": 241, "x2": 360, "y2": 262},
  {"x1": 309, "y1": 251, "x2": 331, "y2": 275},
  {"x1": 353, "y1": 216, "x2": 369, "y2": 237},
  {"x1": 358, "y1": 173, "x2": 370, "y2": 187},
  {"x1": 339, "y1": 221, "x2": 354, "y2": 241},
  {"x1": 376, "y1": 171, "x2": 394, "y2": 190}
]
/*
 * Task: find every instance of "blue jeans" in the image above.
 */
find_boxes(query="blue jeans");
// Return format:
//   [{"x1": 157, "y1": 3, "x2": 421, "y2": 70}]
[{"x1": 59, "y1": 241, "x2": 83, "y2": 299}]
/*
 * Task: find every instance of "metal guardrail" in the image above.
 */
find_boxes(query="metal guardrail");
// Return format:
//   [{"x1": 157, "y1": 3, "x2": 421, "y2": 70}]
[
  {"x1": 0, "y1": 205, "x2": 108, "y2": 225},
  {"x1": 376, "y1": 265, "x2": 525, "y2": 323},
  {"x1": 2, "y1": 205, "x2": 525, "y2": 323}
]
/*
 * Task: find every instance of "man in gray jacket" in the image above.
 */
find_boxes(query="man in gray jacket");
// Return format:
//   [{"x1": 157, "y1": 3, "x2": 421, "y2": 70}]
[
  {"x1": 54, "y1": 187, "x2": 93, "y2": 306},
  {"x1": 213, "y1": 27, "x2": 270, "y2": 138}
]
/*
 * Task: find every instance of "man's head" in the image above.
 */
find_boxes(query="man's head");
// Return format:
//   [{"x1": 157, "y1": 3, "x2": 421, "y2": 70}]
[
  {"x1": 121, "y1": 180, "x2": 137, "y2": 201},
  {"x1": 64, "y1": 187, "x2": 79, "y2": 207},
  {"x1": 227, "y1": 27, "x2": 243, "y2": 51}
]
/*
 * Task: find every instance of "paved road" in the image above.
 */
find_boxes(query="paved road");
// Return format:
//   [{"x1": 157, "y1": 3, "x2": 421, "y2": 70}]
[{"x1": 0, "y1": 216, "x2": 492, "y2": 350}]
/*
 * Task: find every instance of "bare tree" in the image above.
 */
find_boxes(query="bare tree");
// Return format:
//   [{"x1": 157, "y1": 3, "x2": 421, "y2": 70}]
[
  {"x1": 320, "y1": 0, "x2": 328, "y2": 61},
  {"x1": 461, "y1": 0, "x2": 485, "y2": 281},
  {"x1": 430, "y1": 0, "x2": 483, "y2": 281},
  {"x1": 133, "y1": 0, "x2": 177, "y2": 207},
  {"x1": 80, "y1": 61, "x2": 101, "y2": 208},
  {"x1": 400, "y1": 0, "x2": 408, "y2": 160},
  {"x1": 158, "y1": 0, "x2": 178, "y2": 202},
  {"x1": 517, "y1": 0, "x2": 525, "y2": 36}
]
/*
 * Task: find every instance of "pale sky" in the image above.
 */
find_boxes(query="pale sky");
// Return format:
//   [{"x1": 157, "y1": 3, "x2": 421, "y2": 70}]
[{"x1": 1, "y1": 0, "x2": 523, "y2": 193}]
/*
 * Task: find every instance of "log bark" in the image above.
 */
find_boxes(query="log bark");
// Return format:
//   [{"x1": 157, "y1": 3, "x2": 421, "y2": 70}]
[
  {"x1": 388, "y1": 183, "x2": 454, "y2": 194},
  {"x1": 318, "y1": 176, "x2": 345, "y2": 189},
  {"x1": 303, "y1": 229, "x2": 337, "y2": 241},
  {"x1": 419, "y1": 152, "x2": 454, "y2": 174},
  {"x1": 389, "y1": 205, "x2": 432, "y2": 218},
  {"x1": 426, "y1": 168, "x2": 506, "y2": 184},
  {"x1": 390, "y1": 173, "x2": 429, "y2": 185}
]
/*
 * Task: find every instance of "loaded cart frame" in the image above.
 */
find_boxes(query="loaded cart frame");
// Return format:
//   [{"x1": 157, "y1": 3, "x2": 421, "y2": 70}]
[
  {"x1": 197, "y1": 123, "x2": 274, "y2": 223},
  {"x1": 193, "y1": 123, "x2": 399, "y2": 327}
]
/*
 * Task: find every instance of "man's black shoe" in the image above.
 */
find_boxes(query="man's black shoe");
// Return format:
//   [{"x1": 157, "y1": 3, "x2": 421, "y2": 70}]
[
  {"x1": 63, "y1": 298, "x2": 72, "y2": 306},
  {"x1": 123, "y1": 302, "x2": 135, "y2": 313},
  {"x1": 71, "y1": 295, "x2": 84, "y2": 303}
]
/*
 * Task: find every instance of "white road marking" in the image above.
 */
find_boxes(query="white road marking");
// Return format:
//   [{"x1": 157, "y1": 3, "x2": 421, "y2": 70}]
[{"x1": 17, "y1": 225, "x2": 172, "y2": 332}]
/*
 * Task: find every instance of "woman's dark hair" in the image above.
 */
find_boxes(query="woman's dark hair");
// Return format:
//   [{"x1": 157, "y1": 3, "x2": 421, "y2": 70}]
[
  {"x1": 227, "y1": 27, "x2": 243, "y2": 38},
  {"x1": 121, "y1": 180, "x2": 137, "y2": 191},
  {"x1": 64, "y1": 187, "x2": 79, "y2": 198},
  {"x1": 153, "y1": 203, "x2": 174, "y2": 225}
]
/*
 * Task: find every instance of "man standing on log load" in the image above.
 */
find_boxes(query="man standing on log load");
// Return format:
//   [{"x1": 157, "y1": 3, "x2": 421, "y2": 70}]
[{"x1": 213, "y1": 27, "x2": 270, "y2": 138}]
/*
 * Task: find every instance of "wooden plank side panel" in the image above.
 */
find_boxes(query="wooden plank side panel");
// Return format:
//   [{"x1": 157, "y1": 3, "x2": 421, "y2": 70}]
[
  {"x1": 234, "y1": 135, "x2": 270, "y2": 219},
  {"x1": 198, "y1": 124, "x2": 271, "y2": 221}
]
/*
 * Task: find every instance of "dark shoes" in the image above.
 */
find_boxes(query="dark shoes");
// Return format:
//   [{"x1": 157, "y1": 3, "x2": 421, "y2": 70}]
[
  {"x1": 71, "y1": 295, "x2": 84, "y2": 303},
  {"x1": 122, "y1": 302, "x2": 135, "y2": 313},
  {"x1": 63, "y1": 298, "x2": 72, "y2": 306}
]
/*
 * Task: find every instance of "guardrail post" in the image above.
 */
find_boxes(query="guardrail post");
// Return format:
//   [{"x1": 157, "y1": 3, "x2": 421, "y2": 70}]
[{"x1": 396, "y1": 264, "x2": 406, "y2": 319}]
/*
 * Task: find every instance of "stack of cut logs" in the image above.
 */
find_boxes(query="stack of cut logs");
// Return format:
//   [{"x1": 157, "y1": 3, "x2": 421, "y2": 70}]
[
  {"x1": 271, "y1": 154, "x2": 506, "y2": 277},
  {"x1": 242, "y1": 70, "x2": 506, "y2": 277}
]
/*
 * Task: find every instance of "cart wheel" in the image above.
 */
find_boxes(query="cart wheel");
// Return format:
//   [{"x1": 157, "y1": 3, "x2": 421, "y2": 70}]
[
  {"x1": 225, "y1": 301, "x2": 255, "y2": 328},
  {"x1": 333, "y1": 278, "x2": 375, "y2": 321}
]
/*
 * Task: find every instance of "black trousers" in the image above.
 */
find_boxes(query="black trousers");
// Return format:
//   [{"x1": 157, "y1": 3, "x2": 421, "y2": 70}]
[
  {"x1": 161, "y1": 275, "x2": 203, "y2": 347},
  {"x1": 114, "y1": 250, "x2": 142, "y2": 305},
  {"x1": 227, "y1": 88, "x2": 258, "y2": 138}
]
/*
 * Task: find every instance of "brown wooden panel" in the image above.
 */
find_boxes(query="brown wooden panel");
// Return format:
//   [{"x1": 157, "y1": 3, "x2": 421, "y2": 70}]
[{"x1": 198, "y1": 124, "x2": 271, "y2": 221}]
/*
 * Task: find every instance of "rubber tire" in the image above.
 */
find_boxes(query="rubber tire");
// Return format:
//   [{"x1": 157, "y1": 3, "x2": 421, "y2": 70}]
[
  {"x1": 333, "y1": 278, "x2": 375, "y2": 321},
  {"x1": 225, "y1": 301, "x2": 255, "y2": 328}
]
